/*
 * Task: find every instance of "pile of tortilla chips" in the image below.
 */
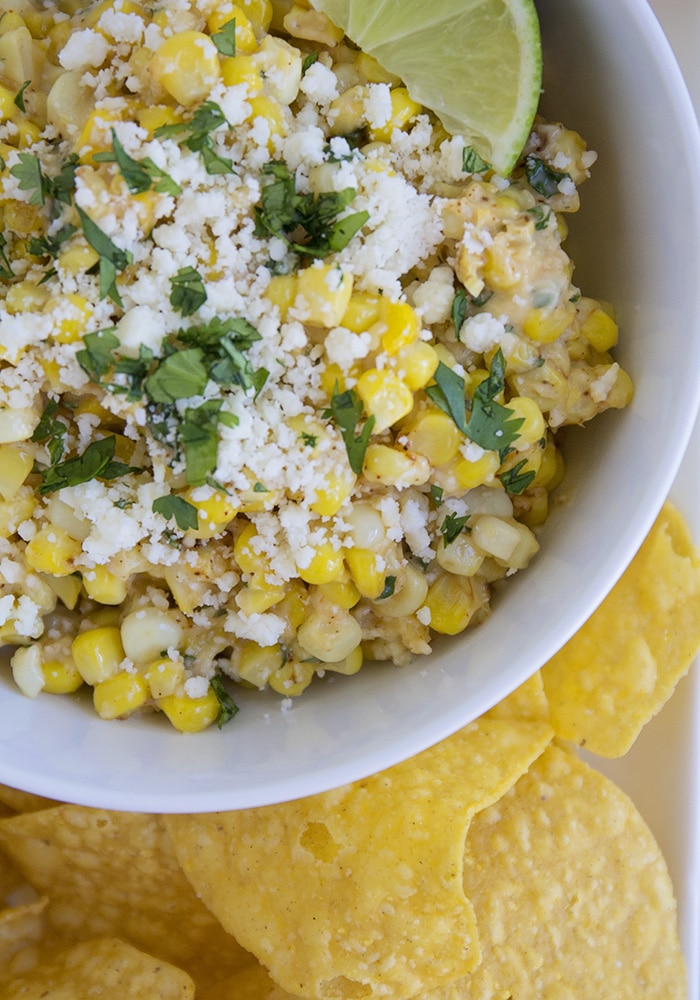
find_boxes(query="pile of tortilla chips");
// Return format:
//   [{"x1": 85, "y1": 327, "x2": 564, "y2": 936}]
[{"x1": 0, "y1": 502, "x2": 698, "y2": 999}]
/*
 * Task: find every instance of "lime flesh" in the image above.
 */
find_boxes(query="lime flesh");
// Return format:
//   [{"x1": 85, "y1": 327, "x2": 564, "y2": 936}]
[{"x1": 310, "y1": 0, "x2": 542, "y2": 176}]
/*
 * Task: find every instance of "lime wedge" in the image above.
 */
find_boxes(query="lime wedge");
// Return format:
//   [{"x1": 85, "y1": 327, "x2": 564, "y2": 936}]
[{"x1": 310, "y1": 0, "x2": 542, "y2": 176}]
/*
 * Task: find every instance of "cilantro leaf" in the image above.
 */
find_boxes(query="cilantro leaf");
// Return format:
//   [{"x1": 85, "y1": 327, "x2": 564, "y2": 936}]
[
  {"x1": 451, "y1": 288, "x2": 467, "y2": 338},
  {"x1": 377, "y1": 576, "x2": 396, "y2": 600},
  {"x1": 170, "y1": 266, "x2": 207, "y2": 316},
  {"x1": 152, "y1": 494, "x2": 199, "y2": 531},
  {"x1": 211, "y1": 675, "x2": 239, "y2": 728},
  {"x1": 500, "y1": 459, "x2": 536, "y2": 495},
  {"x1": 47, "y1": 154, "x2": 78, "y2": 206},
  {"x1": 107, "y1": 128, "x2": 153, "y2": 193},
  {"x1": 322, "y1": 384, "x2": 375, "y2": 474},
  {"x1": 31, "y1": 398, "x2": 67, "y2": 464},
  {"x1": 212, "y1": 17, "x2": 236, "y2": 56},
  {"x1": 14, "y1": 80, "x2": 30, "y2": 114},
  {"x1": 440, "y1": 512, "x2": 470, "y2": 544},
  {"x1": 462, "y1": 146, "x2": 490, "y2": 174},
  {"x1": 38, "y1": 437, "x2": 140, "y2": 495},
  {"x1": 430, "y1": 484, "x2": 443, "y2": 506},
  {"x1": 424, "y1": 363, "x2": 468, "y2": 434},
  {"x1": 154, "y1": 101, "x2": 234, "y2": 176},
  {"x1": 465, "y1": 349, "x2": 524, "y2": 458},
  {"x1": 144, "y1": 348, "x2": 209, "y2": 403},
  {"x1": 181, "y1": 398, "x2": 226, "y2": 486},
  {"x1": 523, "y1": 155, "x2": 571, "y2": 198},
  {"x1": 76, "y1": 207, "x2": 133, "y2": 306},
  {"x1": 0, "y1": 233, "x2": 14, "y2": 279},
  {"x1": 302, "y1": 51, "x2": 318, "y2": 74},
  {"x1": 10, "y1": 152, "x2": 45, "y2": 206},
  {"x1": 27, "y1": 224, "x2": 77, "y2": 260}
]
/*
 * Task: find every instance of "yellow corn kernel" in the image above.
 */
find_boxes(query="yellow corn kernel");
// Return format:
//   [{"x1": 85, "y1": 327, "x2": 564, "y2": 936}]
[
  {"x1": 320, "y1": 362, "x2": 349, "y2": 396},
  {"x1": 269, "y1": 657, "x2": 315, "y2": 697},
  {"x1": 507, "y1": 395, "x2": 546, "y2": 446},
  {"x1": 328, "y1": 84, "x2": 368, "y2": 135},
  {"x1": 237, "y1": 640, "x2": 284, "y2": 688},
  {"x1": 136, "y1": 104, "x2": 182, "y2": 135},
  {"x1": 355, "y1": 52, "x2": 402, "y2": 86},
  {"x1": 24, "y1": 525, "x2": 82, "y2": 577},
  {"x1": 323, "y1": 644, "x2": 363, "y2": 676},
  {"x1": 247, "y1": 94, "x2": 286, "y2": 148},
  {"x1": 340, "y1": 291, "x2": 383, "y2": 333},
  {"x1": 0, "y1": 489, "x2": 36, "y2": 539},
  {"x1": 362, "y1": 443, "x2": 431, "y2": 488},
  {"x1": 393, "y1": 341, "x2": 439, "y2": 391},
  {"x1": 0, "y1": 405, "x2": 40, "y2": 444},
  {"x1": 186, "y1": 486, "x2": 238, "y2": 538},
  {"x1": 317, "y1": 578, "x2": 361, "y2": 610},
  {"x1": 0, "y1": 12, "x2": 25, "y2": 35},
  {"x1": 46, "y1": 293, "x2": 93, "y2": 345},
  {"x1": 221, "y1": 53, "x2": 264, "y2": 93},
  {"x1": 482, "y1": 234, "x2": 522, "y2": 290},
  {"x1": 522, "y1": 305, "x2": 574, "y2": 344},
  {"x1": 345, "y1": 547, "x2": 385, "y2": 600},
  {"x1": 43, "y1": 573, "x2": 82, "y2": 611},
  {"x1": 264, "y1": 273, "x2": 298, "y2": 319},
  {"x1": 93, "y1": 670, "x2": 149, "y2": 720},
  {"x1": 145, "y1": 656, "x2": 185, "y2": 699},
  {"x1": 274, "y1": 578, "x2": 307, "y2": 630},
  {"x1": 71, "y1": 626, "x2": 125, "y2": 685},
  {"x1": 4, "y1": 280, "x2": 50, "y2": 314},
  {"x1": 379, "y1": 300, "x2": 419, "y2": 355},
  {"x1": 451, "y1": 450, "x2": 501, "y2": 490},
  {"x1": 310, "y1": 468, "x2": 356, "y2": 517},
  {"x1": 236, "y1": 577, "x2": 287, "y2": 614},
  {"x1": 233, "y1": 521, "x2": 263, "y2": 574},
  {"x1": 149, "y1": 31, "x2": 222, "y2": 107},
  {"x1": 76, "y1": 109, "x2": 118, "y2": 156},
  {"x1": 580, "y1": 306, "x2": 619, "y2": 352},
  {"x1": 373, "y1": 563, "x2": 429, "y2": 619},
  {"x1": 57, "y1": 242, "x2": 101, "y2": 277},
  {"x1": 0, "y1": 443, "x2": 34, "y2": 500},
  {"x1": 517, "y1": 486, "x2": 549, "y2": 529},
  {"x1": 405, "y1": 409, "x2": 462, "y2": 466},
  {"x1": 356, "y1": 368, "x2": 414, "y2": 433},
  {"x1": 282, "y1": 4, "x2": 344, "y2": 45},
  {"x1": 424, "y1": 573, "x2": 482, "y2": 636},
  {"x1": 81, "y1": 565, "x2": 128, "y2": 605},
  {"x1": 42, "y1": 659, "x2": 84, "y2": 695},
  {"x1": 294, "y1": 263, "x2": 353, "y2": 328},
  {"x1": 16, "y1": 118, "x2": 41, "y2": 148},
  {"x1": 236, "y1": 0, "x2": 274, "y2": 33},
  {"x1": 298, "y1": 542, "x2": 345, "y2": 585},
  {"x1": 0, "y1": 83, "x2": 16, "y2": 120},
  {"x1": 159, "y1": 687, "x2": 221, "y2": 732},
  {"x1": 370, "y1": 87, "x2": 422, "y2": 143}
]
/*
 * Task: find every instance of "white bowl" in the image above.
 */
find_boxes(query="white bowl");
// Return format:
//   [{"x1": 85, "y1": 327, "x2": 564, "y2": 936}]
[{"x1": 2, "y1": 0, "x2": 700, "y2": 812}]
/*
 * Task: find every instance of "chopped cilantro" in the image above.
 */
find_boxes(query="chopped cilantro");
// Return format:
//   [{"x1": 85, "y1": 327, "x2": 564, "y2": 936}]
[
  {"x1": 144, "y1": 348, "x2": 209, "y2": 403},
  {"x1": 451, "y1": 288, "x2": 468, "y2": 338},
  {"x1": 0, "y1": 233, "x2": 14, "y2": 279},
  {"x1": 14, "y1": 80, "x2": 30, "y2": 114},
  {"x1": 462, "y1": 146, "x2": 490, "y2": 174},
  {"x1": 154, "y1": 101, "x2": 234, "y2": 175},
  {"x1": 500, "y1": 458, "x2": 536, "y2": 495},
  {"x1": 31, "y1": 398, "x2": 67, "y2": 464},
  {"x1": 39, "y1": 437, "x2": 140, "y2": 495},
  {"x1": 152, "y1": 494, "x2": 199, "y2": 531},
  {"x1": 254, "y1": 160, "x2": 369, "y2": 259},
  {"x1": 76, "y1": 328, "x2": 120, "y2": 381},
  {"x1": 169, "y1": 266, "x2": 207, "y2": 316},
  {"x1": 440, "y1": 512, "x2": 470, "y2": 544},
  {"x1": 27, "y1": 224, "x2": 77, "y2": 260},
  {"x1": 377, "y1": 576, "x2": 396, "y2": 600},
  {"x1": 252, "y1": 481, "x2": 268, "y2": 492},
  {"x1": 300, "y1": 431, "x2": 318, "y2": 447},
  {"x1": 465, "y1": 348, "x2": 524, "y2": 459},
  {"x1": 76, "y1": 207, "x2": 133, "y2": 306},
  {"x1": 430, "y1": 484, "x2": 444, "y2": 506},
  {"x1": 211, "y1": 17, "x2": 236, "y2": 56},
  {"x1": 181, "y1": 399, "x2": 231, "y2": 486},
  {"x1": 302, "y1": 51, "x2": 318, "y2": 74},
  {"x1": 424, "y1": 362, "x2": 468, "y2": 434},
  {"x1": 10, "y1": 152, "x2": 45, "y2": 206},
  {"x1": 523, "y1": 155, "x2": 571, "y2": 198},
  {"x1": 211, "y1": 675, "x2": 239, "y2": 727},
  {"x1": 322, "y1": 384, "x2": 375, "y2": 474},
  {"x1": 528, "y1": 204, "x2": 552, "y2": 230}
]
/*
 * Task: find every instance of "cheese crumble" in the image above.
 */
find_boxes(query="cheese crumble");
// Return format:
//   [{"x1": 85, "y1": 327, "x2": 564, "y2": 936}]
[{"x1": 0, "y1": 0, "x2": 633, "y2": 731}]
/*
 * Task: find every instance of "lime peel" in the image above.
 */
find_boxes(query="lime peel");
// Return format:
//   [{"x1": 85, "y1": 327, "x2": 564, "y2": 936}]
[{"x1": 310, "y1": 0, "x2": 542, "y2": 176}]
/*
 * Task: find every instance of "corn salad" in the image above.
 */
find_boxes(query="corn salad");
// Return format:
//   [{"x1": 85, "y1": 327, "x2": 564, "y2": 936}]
[{"x1": 0, "y1": 0, "x2": 633, "y2": 730}]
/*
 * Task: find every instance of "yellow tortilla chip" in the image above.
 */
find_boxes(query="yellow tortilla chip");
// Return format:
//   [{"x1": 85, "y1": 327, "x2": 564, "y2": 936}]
[
  {"x1": 166, "y1": 717, "x2": 552, "y2": 1000},
  {"x1": 198, "y1": 963, "x2": 297, "y2": 1000},
  {"x1": 542, "y1": 502, "x2": 700, "y2": 756},
  {"x1": 0, "y1": 785, "x2": 58, "y2": 814},
  {"x1": 0, "y1": 937, "x2": 196, "y2": 998},
  {"x1": 443, "y1": 744, "x2": 686, "y2": 999},
  {"x1": 0, "y1": 807, "x2": 255, "y2": 989},
  {"x1": 0, "y1": 898, "x2": 48, "y2": 972},
  {"x1": 483, "y1": 671, "x2": 549, "y2": 722}
]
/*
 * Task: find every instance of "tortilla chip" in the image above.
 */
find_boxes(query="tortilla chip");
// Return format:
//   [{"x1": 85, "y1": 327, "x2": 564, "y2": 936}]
[
  {"x1": 442, "y1": 744, "x2": 686, "y2": 999},
  {"x1": 0, "y1": 807, "x2": 255, "y2": 989},
  {"x1": 483, "y1": 671, "x2": 549, "y2": 722},
  {"x1": 0, "y1": 937, "x2": 195, "y2": 998},
  {"x1": 166, "y1": 717, "x2": 552, "y2": 1000},
  {"x1": 0, "y1": 785, "x2": 58, "y2": 814},
  {"x1": 541, "y1": 502, "x2": 700, "y2": 756},
  {"x1": 198, "y1": 962, "x2": 298, "y2": 1000},
  {"x1": 0, "y1": 898, "x2": 48, "y2": 972}
]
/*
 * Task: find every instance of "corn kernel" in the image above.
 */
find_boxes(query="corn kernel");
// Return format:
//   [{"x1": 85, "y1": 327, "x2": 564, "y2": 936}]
[
  {"x1": 186, "y1": 486, "x2": 238, "y2": 538},
  {"x1": 356, "y1": 368, "x2": 413, "y2": 433},
  {"x1": 43, "y1": 573, "x2": 82, "y2": 611},
  {"x1": 355, "y1": 52, "x2": 402, "y2": 86},
  {"x1": 380, "y1": 300, "x2": 419, "y2": 354},
  {"x1": 274, "y1": 579, "x2": 307, "y2": 630},
  {"x1": 482, "y1": 233, "x2": 522, "y2": 290},
  {"x1": 57, "y1": 242, "x2": 101, "y2": 276},
  {"x1": 298, "y1": 542, "x2": 344, "y2": 585},
  {"x1": 145, "y1": 656, "x2": 185, "y2": 699},
  {"x1": 294, "y1": 263, "x2": 353, "y2": 328},
  {"x1": 580, "y1": 306, "x2": 619, "y2": 352},
  {"x1": 310, "y1": 468, "x2": 356, "y2": 517},
  {"x1": 451, "y1": 450, "x2": 501, "y2": 490},
  {"x1": 268, "y1": 658, "x2": 315, "y2": 696},
  {"x1": 25, "y1": 525, "x2": 82, "y2": 576},
  {"x1": 0, "y1": 443, "x2": 34, "y2": 500},
  {"x1": 136, "y1": 104, "x2": 182, "y2": 135},
  {"x1": 264, "y1": 273, "x2": 298, "y2": 319},
  {"x1": 320, "y1": 362, "x2": 350, "y2": 396},
  {"x1": 323, "y1": 644, "x2": 363, "y2": 676},
  {"x1": 46, "y1": 293, "x2": 93, "y2": 345},
  {"x1": 233, "y1": 521, "x2": 263, "y2": 574},
  {"x1": 11, "y1": 645, "x2": 44, "y2": 698},
  {"x1": 221, "y1": 53, "x2": 264, "y2": 93},
  {"x1": 345, "y1": 547, "x2": 385, "y2": 599},
  {"x1": 317, "y1": 579, "x2": 361, "y2": 610},
  {"x1": 237, "y1": 640, "x2": 284, "y2": 688},
  {"x1": 247, "y1": 94, "x2": 286, "y2": 149},
  {"x1": 507, "y1": 395, "x2": 546, "y2": 446},
  {"x1": 81, "y1": 564, "x2": 128, "y2": 605},
  {"x1": 159, "y1": 688, "x2": 221, "y2": 732},
  {"x1": 72, "y1": 626, "x2": 125, "y2": 685},
  {"x1": 369, "y1": 87, "x2": 422, "y2": 143},
  {"x1": 5, "y1": 280, "x2": 50, "y2": 314},
  {"x1": 149, "y1": 31, "x2": 222, "y2": 107},
  {"x1": 93, "y1": 670, "x2": 149, "y2": 719},
  {"x1": 235, "y1": 578, "x2": 287, "y2": 614},
  {"x1": 341, "y1": 292, "x2": 383, "y2": 333},
  {"x1": 393, "y1": 341, "x2": 439, "y2": 391},
  {"x1": 0, "y1": 489, "x2": 36, "y2": 539},
  {"x1": 523, "y1": 305, "x2": 575, "y2": 344},
  {"x1": 283, "y1": 4, "x2": 344, "y2": 45},
  {"x1": 424, "y1": 574, "x2": 481, "y2": 635},
  {"x1": 42, "y1": 659, "x2": 84, "y2": 695},
  {"x1": 236, "y1": 0, "x2": 273, "y2": 33},
  {"x1": 362, "y1": 443, "x2": 431, "y2": 488},
  {"x1": 405, "y1": 409, "x2": 462, "y2": 466}
]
